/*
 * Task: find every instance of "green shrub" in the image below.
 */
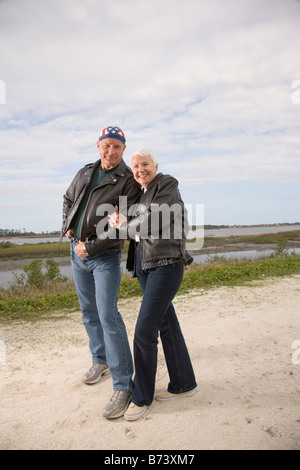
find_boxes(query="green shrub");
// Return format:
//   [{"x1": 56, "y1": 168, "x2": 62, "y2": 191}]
[
  {"x1": 12, "y1": 259, "x2": 68, "y2": 289},
  {"x1": 0, "y1": 241, "x2": 14, "y2": 249}
]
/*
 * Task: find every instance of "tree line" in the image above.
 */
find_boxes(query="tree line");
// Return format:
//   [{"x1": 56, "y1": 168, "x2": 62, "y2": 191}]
[{"x1": 0, "y1": 229, "x2": 60, "y2": 237}]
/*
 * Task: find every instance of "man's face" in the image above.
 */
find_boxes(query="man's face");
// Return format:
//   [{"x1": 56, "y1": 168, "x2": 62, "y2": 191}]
[{"x1": 97, "y1": 138, "x2": 126, "y2": 171}]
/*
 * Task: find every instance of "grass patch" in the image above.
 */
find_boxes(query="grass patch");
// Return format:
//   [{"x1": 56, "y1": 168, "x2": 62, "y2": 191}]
[
  {"x1": 0, "y1": 290, "x2": 80, "y2": 322},
  {"x1": 1, "y1": 253, "x2": 300, "y2": 323},
  {"x1": 0, "y1": 240, "x2": 130, "y2": 260},
  {"x1": 0, "y1": 241, "x2": 70, "y2": 259},
  {"x1": 180, "y1": 253, "x2": 300, "y2": 293}
]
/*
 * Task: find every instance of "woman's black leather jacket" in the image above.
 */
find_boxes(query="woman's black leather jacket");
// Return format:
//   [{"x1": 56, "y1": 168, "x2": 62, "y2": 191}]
[{"x1": 124, "y1": 173, "x2": 193, "y2": 273}]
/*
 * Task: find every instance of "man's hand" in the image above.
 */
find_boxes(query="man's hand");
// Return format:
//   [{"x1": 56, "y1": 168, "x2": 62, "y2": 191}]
[
  {"x1": 75, "y1": 241, "x2": 89, "y2": 258},
  {"x1": 65, "y1": 229, "x2": 74, "y2": 239}
]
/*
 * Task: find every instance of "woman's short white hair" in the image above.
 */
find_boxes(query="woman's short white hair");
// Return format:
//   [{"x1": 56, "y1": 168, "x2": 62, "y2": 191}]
[{"x1": 131, "y1": 148, "x2": 158, "y2": 166}]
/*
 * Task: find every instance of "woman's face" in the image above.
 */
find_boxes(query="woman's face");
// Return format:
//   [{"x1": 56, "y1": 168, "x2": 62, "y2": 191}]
[{"x1": 131, "y1": 154, "x2": 158, "y2": 188}]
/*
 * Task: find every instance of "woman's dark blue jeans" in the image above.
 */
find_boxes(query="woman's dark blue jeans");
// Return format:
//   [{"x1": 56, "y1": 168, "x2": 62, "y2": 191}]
[{"x1": 132, "y1": 244, "x2": 197, "y2": 406}]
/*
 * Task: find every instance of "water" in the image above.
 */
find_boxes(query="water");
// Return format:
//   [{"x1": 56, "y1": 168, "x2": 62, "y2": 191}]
[
  {"x1": 190, "y1": 224, "x2": 300, "y2": 238},
  {"x1": 1, "y1": 247, "x2": 299, "y2": 290},
  {"x1": 0, "y1": 237, "x2": 66, "y2": 245},
  {"x1": 1, "y1": 224, "x2": 300, "y2": 245},
  {"x1": 1, "y1": 224, "x2": 299, "y2": 289},
  {"x1": 192, "y1": 247, "x2": 300, "y2": 263},
  {"x1": 0, "y1": 264, "x2": 75, "y2": 290}
]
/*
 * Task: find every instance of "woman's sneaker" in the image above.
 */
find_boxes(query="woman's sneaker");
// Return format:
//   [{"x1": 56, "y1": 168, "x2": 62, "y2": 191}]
[
  {"x1": 155, "y1": 388, "x2": 197, "y2": 401},
  {"x1": 124, "y1": 402, "x2": 147, "y2": 421},
  {"x1": 82, "y1": 363, "x2": 110, "y2": 384}
]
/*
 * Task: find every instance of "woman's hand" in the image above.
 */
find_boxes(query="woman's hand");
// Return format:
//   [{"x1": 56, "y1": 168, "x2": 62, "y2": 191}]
[{"x1": 108, "y1": 206, "x2": 128, "y2": 229}]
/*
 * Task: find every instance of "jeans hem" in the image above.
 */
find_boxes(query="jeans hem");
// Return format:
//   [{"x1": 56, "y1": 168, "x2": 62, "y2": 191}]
[{"x1": 167, "y1": 384, "x2": 197, "y2": 394}]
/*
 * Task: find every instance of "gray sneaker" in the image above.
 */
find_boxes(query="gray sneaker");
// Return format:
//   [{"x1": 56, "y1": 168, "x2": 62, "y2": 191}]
[
  {"x1": 103, "y1": 390, "x2": 132, "y2": 419},
  {"x1": 82, "y1": 363, "x2": 110, "y2": 384}
]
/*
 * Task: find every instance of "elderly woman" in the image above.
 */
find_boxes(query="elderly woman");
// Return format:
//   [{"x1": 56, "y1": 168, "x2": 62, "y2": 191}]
[{"x1": 109, "y1": 149, "x2": 197, "y2": 421}]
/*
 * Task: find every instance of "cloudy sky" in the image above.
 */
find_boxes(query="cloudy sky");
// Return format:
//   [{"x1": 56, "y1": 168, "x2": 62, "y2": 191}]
[{"x1": 1, "y1": 0, "x2": 300, "y2": 233}]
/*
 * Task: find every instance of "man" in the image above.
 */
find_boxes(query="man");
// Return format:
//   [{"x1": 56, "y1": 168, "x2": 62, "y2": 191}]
[{"x1": 61, "y1": 126, "x2": 141, "y2": 419}]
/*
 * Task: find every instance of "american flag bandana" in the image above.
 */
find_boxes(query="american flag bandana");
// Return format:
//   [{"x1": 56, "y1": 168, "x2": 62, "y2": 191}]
[{"x1": 98, "y1": 126, "x2": 126, "y2": 145}]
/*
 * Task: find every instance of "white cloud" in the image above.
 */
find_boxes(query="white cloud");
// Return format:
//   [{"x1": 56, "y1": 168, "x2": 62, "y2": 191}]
[{"x1": 0, "y1": 0, "x2": 300, "y2": 230}]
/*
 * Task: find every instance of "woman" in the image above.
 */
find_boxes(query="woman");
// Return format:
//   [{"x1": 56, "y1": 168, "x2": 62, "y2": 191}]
[{"x1": 109, "y1": 149, "x2": 197, "y2": 421}]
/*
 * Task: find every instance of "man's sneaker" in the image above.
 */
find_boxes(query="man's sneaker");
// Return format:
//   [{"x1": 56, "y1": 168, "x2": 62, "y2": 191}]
[
  {"x1": 103, "y1": 390, "x2": 132, "y2": 419},
  {"x1": 82, "y1": 363, "x2": 110, "y2": 385},
  {"x1": 124, "y1": 402, "x2": 147, "y2": 421},
  {"x1": 155, "y1": 388, "x2": 197, "y2": 402}
]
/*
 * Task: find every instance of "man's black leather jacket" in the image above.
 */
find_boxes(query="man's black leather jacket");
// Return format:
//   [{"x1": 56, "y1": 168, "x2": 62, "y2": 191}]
[
  {"x1": 61, "y1": 158, "x2": 141, "y2": 257},
  {"x1": 124, "y1": 173, "x2": 193, "y2": 273}
]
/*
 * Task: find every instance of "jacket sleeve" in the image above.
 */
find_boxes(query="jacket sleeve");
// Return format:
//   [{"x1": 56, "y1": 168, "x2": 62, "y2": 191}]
[
  {"x1": 61, "y1": 169, "x2": 86, "y2": 235},
  {"x1": 149, "y1": 176, "x2": 189, "y2": 238},
  {"x1": 62, "y1": 186, "x2": 74, "y2": 228}
]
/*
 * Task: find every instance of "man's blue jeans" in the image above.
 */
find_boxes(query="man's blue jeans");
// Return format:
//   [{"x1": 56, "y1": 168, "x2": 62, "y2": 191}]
[
  {"x1": 132, "y1": 244, "x2": 197, "y2": 406},
  {"x1": 71, "y1": 241, "x2": 133, "y2": 391}
]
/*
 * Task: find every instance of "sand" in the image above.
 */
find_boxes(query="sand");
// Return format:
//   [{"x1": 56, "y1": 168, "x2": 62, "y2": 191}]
[{"x1": 0, "y1": 275, "x2": 300, "y2": 451}]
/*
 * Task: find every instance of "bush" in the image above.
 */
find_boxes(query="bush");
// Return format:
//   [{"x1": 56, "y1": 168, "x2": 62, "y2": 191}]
[
  {"x1": 12, "y1": 259, "x2": 68, "y2": 289},
  {"x1": 0, "y1": 241, "x2": 14, "y2": 249}
]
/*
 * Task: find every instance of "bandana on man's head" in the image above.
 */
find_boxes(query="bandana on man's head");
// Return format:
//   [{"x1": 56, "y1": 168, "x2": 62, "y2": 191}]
[{"x1": 98, "y1": 126, "x2": 126, "y2": 145}]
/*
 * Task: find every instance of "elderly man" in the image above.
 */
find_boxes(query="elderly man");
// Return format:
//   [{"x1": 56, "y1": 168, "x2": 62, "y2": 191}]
[{"x1": 62, "y1": 126, "x2": 140, "y2": 419}]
